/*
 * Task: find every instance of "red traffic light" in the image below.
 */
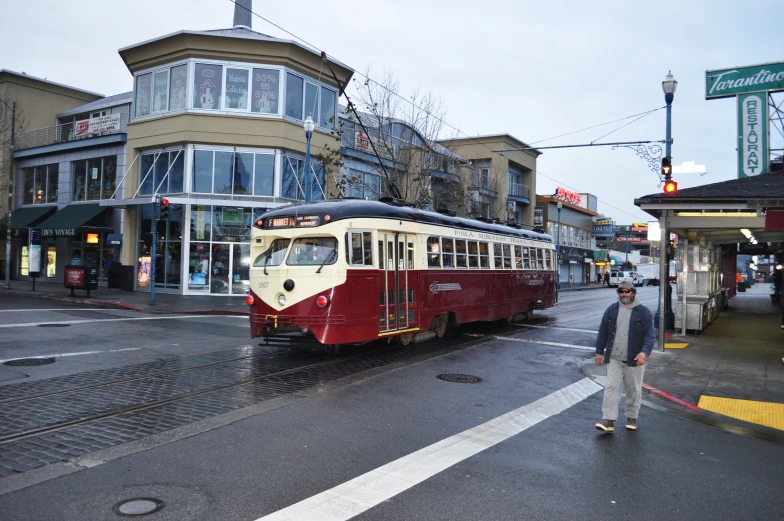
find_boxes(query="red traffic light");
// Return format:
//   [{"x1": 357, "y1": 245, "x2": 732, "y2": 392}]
[
  {"x1": 161, "y1": 198, "x2": 169, "y2": 207},
  {"x1": 663, "y1": 180, "x2": 677, "y2": 193}
]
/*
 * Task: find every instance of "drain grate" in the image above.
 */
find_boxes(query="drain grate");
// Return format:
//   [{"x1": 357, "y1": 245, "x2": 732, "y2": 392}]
[
  {"x1": 114, "y1": 498, "x2": 165, "y2": 516},
  {"x1": 38, "y1": 324, "x2": 71, "y2": 328},
  {"x1": 437, "y1": 373, "x2": 482, "y2": 384},
  {"x1": 3, "y1": 358, "x2": 57, "y2": 367}
]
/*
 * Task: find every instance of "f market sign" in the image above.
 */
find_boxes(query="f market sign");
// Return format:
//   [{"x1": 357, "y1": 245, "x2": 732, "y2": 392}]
[
  {"x1": 42, "y1": 228, "x2": 77, "y2": 237},
  {"x1": 706, "y1": 62, "x2": 784, "y2": 99}
]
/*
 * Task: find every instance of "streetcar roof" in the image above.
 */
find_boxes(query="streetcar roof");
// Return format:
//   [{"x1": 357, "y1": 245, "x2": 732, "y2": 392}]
[{"x1": 258, "y1": 199, "x2": 554, "y2": 243}]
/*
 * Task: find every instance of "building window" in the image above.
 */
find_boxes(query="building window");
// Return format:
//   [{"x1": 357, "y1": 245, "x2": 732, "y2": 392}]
[
  {"x1": 285, "y1": 73, "x2": 303, "y2": 119},
  {"x1": 135, "y1": 73, "x2": 152, "y2": 117},
  {"x1": 282, "y1": 155, "x2": 324, "y2": 201},
  {"x1": 138, "y1": 203, "x2": 183, "y2": 289},
  {"x1": 140, "y1": 151, "x2": 185, "y2": 196},
  {"x1": 22, "y1": 164, "x2": 58, "y2": 205},
  {"x1": 193, "y1": 63, "x2": 223, "y2": 110},
  {"x1": 344, "y1": 168, "x2": 381, "y2": 200},
  {"x1": 71, "y1": 156, "x2": 117, "y2": 201},
  {"x1": 480, "y1": 168, "x2": 490, "y2": 189},
  {"x1": 251, "y1": 69, "x2": 280, "y2": 114},
  {"x1": 284, "y1": 72, "x2": 337, "y2": 128},
  {"x1": 169, "y1": 64, "x2": 188, "y2": 111},
  {"x1": 188, "y1": 149, "x2": 275, "y2": 197},
  {"x1": 319, "y1": 87, "x2": 336, "y2": 129},
  {"x1": 152, "y1": 70, "x2": 169, "y2": 113}
]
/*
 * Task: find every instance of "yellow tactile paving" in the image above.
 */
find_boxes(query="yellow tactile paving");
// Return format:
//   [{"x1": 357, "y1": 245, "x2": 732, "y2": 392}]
[
  {"x1": 698, "y1": 395, "x2": 784, "y2": 431},
  {"x1": 665, "y1": 343, "x2": 689, "y2": 349}
]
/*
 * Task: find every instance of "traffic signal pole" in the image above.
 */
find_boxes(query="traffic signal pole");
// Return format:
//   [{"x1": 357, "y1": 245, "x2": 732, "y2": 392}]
[{"x1": 149, "y1": 196, "x2": 158, "y2": 306}]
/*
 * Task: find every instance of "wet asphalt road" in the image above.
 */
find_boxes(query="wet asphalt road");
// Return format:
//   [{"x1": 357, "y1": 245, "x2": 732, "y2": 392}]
[{"x1": 0, "y1": 287, "x2": 782, "y2": 520}]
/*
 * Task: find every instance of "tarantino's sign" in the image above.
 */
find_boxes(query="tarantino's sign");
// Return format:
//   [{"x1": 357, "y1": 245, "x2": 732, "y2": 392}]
[
  {"x1": 738, "y1": 92, "x2": 768, "y2": 178},
  {"x1": 706, "y1": 61, "x2": 784, "y2": 99}
]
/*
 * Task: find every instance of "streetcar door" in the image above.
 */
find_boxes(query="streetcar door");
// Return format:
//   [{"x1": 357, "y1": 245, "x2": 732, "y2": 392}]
[{"x1": 378, "y1": 232, "x2": 414, "y2": 333}]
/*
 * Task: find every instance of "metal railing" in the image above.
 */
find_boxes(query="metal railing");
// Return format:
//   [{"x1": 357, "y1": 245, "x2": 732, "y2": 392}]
[
  {"x1": 508, "y1": 182, "x2": 531, "y2": 199},
  {"x1": 15, "y1": 113, "x2": 129, "y2": 151}
]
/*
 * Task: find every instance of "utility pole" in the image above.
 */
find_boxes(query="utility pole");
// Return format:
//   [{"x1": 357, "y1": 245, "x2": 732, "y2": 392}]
[
  {"x1": 149, "y1": 196, "x2": 158, "y2": 305},
  {"x1": 1, "y1": 99, "x2": 15, "y2": 290}
]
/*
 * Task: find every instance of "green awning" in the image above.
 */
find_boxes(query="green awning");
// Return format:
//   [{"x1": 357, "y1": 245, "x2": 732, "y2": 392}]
[
  {"x1": 36, "y1": 203, "x2": 105, "y2": 237},
  {"x1": 593, "y1": 250, "x2": 609, "y2": 262},
  {"x1": 10, "y1": 206, "x2": 56, "y2": 230}
]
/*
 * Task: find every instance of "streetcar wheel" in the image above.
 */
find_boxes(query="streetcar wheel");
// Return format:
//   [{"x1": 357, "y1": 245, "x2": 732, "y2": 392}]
[
  {"x1": 525, "y1": 308, "x2": 534, "y2": 320},
  {"x1": 398, "y1": 333, "x2": 413, "y2": 346},
  {"x1": 434, "y1": 315, "x2": 447, "y2": 338}
]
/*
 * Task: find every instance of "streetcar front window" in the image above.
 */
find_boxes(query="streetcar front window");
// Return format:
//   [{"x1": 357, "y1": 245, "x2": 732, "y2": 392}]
[
  {"x1": 253, "y1": 238, "x2": 290, "y2": 267},
  {"x1": 287, "y1": 237, "x2": 338, "y2": 266}
]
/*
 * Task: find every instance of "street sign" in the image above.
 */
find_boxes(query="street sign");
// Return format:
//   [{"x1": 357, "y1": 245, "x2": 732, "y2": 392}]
[
  {"x1": 28, "y1": 229, "x2": 41, "y2": 278},
  {"x1": 705, "y1": 61, "x2": 784, "y2": 99}
]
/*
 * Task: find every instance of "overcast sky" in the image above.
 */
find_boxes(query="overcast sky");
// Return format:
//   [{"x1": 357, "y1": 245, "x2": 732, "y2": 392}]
[{"x1": 2, "y1": 0, "x2": 783, "y2": 223}]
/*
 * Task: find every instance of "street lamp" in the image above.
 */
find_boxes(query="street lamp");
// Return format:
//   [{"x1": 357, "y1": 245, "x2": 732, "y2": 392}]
[
  {"x1": 303, "y1": 115, "x2": 315, "y2": 201},
  {"x1": 625, "y1": 225, "x2": 630, "y2": 269},
  {"x1": 556, "y1": 202, "x2": 562, "y2": 289},
  {"x1": 656, "y1": 71, "x2": 677, "y2": 349},
  {"x1": 0, "y1": 97, "x2": 15, "y2": 290}
]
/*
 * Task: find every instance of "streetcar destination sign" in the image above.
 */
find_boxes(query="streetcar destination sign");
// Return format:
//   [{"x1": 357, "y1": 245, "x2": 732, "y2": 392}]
[{"x1": 264, "y1": 215, "x2": 321, "y2": 229}]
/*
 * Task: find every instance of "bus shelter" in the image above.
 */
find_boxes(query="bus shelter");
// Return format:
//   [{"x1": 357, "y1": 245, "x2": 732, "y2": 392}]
[{"x1": 635, "y1": 172, "x2": 784, "y2": 338}]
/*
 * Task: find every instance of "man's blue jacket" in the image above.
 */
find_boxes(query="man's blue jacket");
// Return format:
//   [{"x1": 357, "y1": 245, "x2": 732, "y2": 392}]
[{"x1": 594, "y1": 302, "x2": 656, "y2": 367}]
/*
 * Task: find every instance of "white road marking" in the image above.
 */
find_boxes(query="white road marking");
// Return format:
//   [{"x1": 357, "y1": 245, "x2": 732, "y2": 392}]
[
  {"x1": 0, "y1": 348, "x2": 142, "y2": 363},
  {"x1": 256, "y1": 378, "x2": 601, "y2": 521},
  {"x1": 463, "y1": 333, "x2": 594, "y2": 351},
  {"x1": 512, "y1": 323, "x2": 598, "y2": 334},
  {"x1": 0, "y1": 315, "x2": 229, "y2": 329},
  {"x1": 0, "y1": 308, "x2": 106, "y2": 313}
]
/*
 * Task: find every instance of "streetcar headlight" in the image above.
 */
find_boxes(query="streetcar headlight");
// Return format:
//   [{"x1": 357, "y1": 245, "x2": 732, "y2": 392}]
[
  {"x1": 277, "y1": 294, "x2": 287, "y2": 307},
  {"x1": 316, "y1": 295, "x2": 329, "y2": 308}
]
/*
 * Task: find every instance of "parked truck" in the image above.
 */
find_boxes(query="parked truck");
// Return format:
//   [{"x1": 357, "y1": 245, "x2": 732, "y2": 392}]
[{"x1": 636, "y1": 263, "x2": 660, "y2": 286}]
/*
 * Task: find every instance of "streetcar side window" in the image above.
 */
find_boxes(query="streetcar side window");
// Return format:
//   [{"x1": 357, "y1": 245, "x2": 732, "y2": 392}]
[
  {"x1": 407, "y1": 241, "x2": 414, "y2": 269},
  {"x1": 442, "y1": 238, "x2": 455, "y2": 268},
  {"x1": 378, "y1": 240, "x2": 384, "y2": 269},
  {"x1": 286, "y1": 237, "x2": 338, "y2": 266},
  {"x1": 537, "y1": 248, "x2": 545, "y2": 269},
  {"x1": 493, "y1": 243, "x2": 502, "y2": 269},
  {"x1": 347, "y1": 231, "x2": 373, "y2": 266},
  {"x1": 468, "y1": 241, "x2": 479, "y2": 268},
  {"x1": 427, "y1": 236, "x2": 441, "y2": 268},
  {"x1": 479, "y1": 242, "x2": 490, "y2": 268},
  {"x1": 514, "y1": 246, "x2": 523, "y2": 269},
  {"x1": 522, "y1": 247, "x2": 531, "y2": 269},
  {"x1": 253, "y1": 238, "x2": 290, "y2": 267},
  {"x1": 545, "y1": 249, "x2": 552, "y2": 270},
  {"x1": 503, "y1": 244, "x2": 512, "y2": 269},
  {"x1": 455, "y1": 240, "x2": 467, "y2": 268}
]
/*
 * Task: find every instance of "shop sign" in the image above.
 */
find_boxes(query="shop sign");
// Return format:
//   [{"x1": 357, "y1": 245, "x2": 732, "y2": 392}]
[
  {"x1": 592, "y1": 218, "x2": 613, "y2": 236},
  {"x1": 28, "y1": 228, "x2": 41, "y2": 278},
  {"x1": 738, "y1": 92, "x2": 768, "y2": 178},
  {"x1": 65, "y1": 267, "x2": 85, "y2": 287},
  {"x1": 706, "y1": 62, "x2": 784, "y2": 99},
  {"x1": 355, "y1": 132, "x2": 370, "y2": 151},
  {"x1": 74, "y1": 114, "x2": 121, "y2": 137},
  {"x1": 615, "y1": 235, "x2": 649, "y2": 244},
  {"x1": 555, "y1": 187, "x2": 581, "y2": 205},
  {"x1": 42, "y1": 228, "x2": 77, "y2": 237}
]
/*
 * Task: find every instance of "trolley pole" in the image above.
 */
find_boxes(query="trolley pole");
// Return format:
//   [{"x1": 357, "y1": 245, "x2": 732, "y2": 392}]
[{"x1": 149, "y1": 196, "x2": 158, "y2": 306}]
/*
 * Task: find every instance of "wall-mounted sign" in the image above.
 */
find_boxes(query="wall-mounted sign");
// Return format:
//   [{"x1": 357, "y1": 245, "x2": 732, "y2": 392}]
[
  {"x1": 706, "y1": 62, "x2": 784, "y2": 100},
  {"x1": 738, "y1": 92, "x2": 768, "y2": 178},
  {"x1": 555, "y1": 187, "x2": 581, "y2": 205},
  {"x1": 42, "y1": 228, "x2": 77, "y2": 237},
  {"x1": 74, "y1": 114, "x2": 122, "y2": 137},
  {"x1": 592, "y1": 218, "x2": 613, "y2": 236},
  {"x1": 355, "y1": 132, "x2": 370, "y2": 151},
  {"x1": 615, "y1": 235, "x2": 650, "y2": 244}
]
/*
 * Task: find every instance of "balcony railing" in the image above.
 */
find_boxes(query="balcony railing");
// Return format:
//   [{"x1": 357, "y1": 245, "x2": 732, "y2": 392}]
[
  {"x1": 15, "y1": 113, "x2": 129, "y2": 151},
  {"x1": 508, "y1": 182, "x2": 531, "y2": 199}
]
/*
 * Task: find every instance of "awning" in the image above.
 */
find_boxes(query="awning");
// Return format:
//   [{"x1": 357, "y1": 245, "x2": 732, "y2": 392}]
[
  {"x1": 10, "y1": 206, "x2": 56, "y2": 230},
  {"x1": 609, "y1": 255, "x2": 625, "y2": 266},
  {"x1": 593, "y1": 250, "x2": 609, "y2": 262},
  {"x1": 36, "y1": 203, "x2": 106, "y2": 238}
]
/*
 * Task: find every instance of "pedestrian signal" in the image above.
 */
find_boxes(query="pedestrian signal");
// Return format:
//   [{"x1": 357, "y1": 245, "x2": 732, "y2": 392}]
[
  {"x1": 661, "y1": 157, "x2": 672, "y2": 179},
  {"x1": 663, "y1": 180, "x2": 677, "y2": 193},
  {"x1": 159, "y1": 198, "x2": 170, "y2": 221}
]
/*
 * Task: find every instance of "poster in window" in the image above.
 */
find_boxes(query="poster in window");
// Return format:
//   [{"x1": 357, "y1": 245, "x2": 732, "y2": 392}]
[
  {"x1": 251, "y1": 69, "x2": 279, "y2": 114},
  {"x1": 193, "y1": 64, "x2": 222, "y2": 110},
  {"x1": 169, "y1": 65, "x2": 187, "y2": 111},
  {"x1": 153, "y1": 71, "x2": 169, "y2": 112},
  {"x1": 225, "y1": 68, "x2": 249, "y2": 109},
  {"x1": 135, "y1": 74, "x2": 151, "y2": 117}
]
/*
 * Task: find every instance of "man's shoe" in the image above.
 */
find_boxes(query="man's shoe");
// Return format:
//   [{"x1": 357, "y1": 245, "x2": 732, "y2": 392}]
[
  {"x1": 626, "y1": 418, "x2": 637, "y2": 430},
  {"x1": 595, "y1": 419, "x2": 615, "y2": 432}
]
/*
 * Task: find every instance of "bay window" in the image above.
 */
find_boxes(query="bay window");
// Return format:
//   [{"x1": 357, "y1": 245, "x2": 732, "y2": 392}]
[{"x1": 193, "y1": 63, "x2": 223, "y2": 110}]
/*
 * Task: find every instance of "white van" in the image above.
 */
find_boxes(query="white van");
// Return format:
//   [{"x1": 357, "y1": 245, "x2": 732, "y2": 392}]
[{"x1": 609, "y1": 270, "x2": 634, "y2": 287}]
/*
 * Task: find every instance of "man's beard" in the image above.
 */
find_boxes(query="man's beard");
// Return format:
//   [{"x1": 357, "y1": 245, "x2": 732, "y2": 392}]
[{"x1": 619, "y1": 295, "x2": 635, "y2": 304}]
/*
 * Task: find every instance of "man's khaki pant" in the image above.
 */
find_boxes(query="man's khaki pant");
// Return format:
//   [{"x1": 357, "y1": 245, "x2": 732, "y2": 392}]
[{"x1": 602, "y1": 358, "x2": 646, "y2": 421}]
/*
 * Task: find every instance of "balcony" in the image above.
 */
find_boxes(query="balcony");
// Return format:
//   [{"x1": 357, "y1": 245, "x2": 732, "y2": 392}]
[
  {"x1": 14, "y1": 113, "x2": 129, "y2": 155},
  {"x1": 507, "y1": 182, "x2": 531, "y2": 204}
]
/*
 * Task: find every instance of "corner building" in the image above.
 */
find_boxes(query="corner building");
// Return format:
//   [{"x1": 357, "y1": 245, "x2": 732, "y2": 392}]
[{"x1": 105, "y1": 27, "x2": 353, "y2": 295}]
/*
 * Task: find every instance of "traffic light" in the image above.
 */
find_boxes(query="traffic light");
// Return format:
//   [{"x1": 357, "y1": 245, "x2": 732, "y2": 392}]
[
  {"x1": 663, "y1": 180, "x2": 677, "y2": 193},
  {"x1": 661, "y1": 157, "x2": 672, "y2": 179},
  {"x1": 159, "y1": 198, "x2": 170, "y2": 221}
]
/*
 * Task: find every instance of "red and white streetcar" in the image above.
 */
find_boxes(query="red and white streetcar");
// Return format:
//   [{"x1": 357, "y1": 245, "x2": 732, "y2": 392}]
[{"x1": 248, "y1": 199, "x2": 557, "y2": 346}]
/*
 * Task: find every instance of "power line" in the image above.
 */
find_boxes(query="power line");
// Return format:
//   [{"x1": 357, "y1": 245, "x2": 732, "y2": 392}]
[
  {"x1": 530, "y1": 107, "x2": 664, "y2": 145},
  {"x1": 226, "y1": 0, "x2": 656, "y2": 222}
]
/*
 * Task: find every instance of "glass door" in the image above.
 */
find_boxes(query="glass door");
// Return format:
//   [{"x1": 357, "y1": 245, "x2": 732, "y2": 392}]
[
  {"x1": 231, "y1": 244, "x2": 250, "y2": 294},
  {"x1": 210, "y1": 244, "x2": 230, "y2": 294}
]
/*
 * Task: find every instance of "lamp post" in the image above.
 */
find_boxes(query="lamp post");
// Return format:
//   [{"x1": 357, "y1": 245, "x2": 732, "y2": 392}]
[
  {"x1": 625, "y1": 225, "x2": 630, "y2": 269},
  {"x1": 556, "y1": 202, "x2": 562, "y2": 289},
  {"x1": 656, "y1": 71, "x2": 678, "y2": 350},
  {"x1": 303, "y1": 115, "x2": 315, "y2": 200},
  {"x1": 0, "y1": 98, "x2": 15, "y2": 290}
]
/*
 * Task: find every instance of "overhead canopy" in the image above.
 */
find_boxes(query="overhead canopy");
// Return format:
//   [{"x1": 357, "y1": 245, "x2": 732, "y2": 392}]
[
  {"x1": 36, "y1": 203, "x2": 106, "y2": 237},
  {"x1": 10, "y1": 206, "x2": 56, "y2": 230},
  {"x1": 593, "y1": 250, "x2": 609, "y2": 262}
]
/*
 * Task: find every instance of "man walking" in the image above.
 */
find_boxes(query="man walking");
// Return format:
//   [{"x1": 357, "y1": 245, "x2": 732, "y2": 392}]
[{"x1": 594, "y1": 280, "x2": 655, "y2": 432}]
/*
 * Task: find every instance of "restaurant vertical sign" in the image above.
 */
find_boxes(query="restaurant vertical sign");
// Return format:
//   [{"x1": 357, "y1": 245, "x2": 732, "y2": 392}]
[{"x1": 737, "y1": 92, "x2": 768, "y2": 178}]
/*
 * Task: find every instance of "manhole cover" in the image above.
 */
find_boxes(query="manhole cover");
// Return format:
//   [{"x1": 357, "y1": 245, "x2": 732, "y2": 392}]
[
  {"x1": 3, "y1": 357, "x2": 56, "y2": 367},
  {"x1": 436, "y1": 373, "x2": 482, "y2": 384},
  {"x1": 37, "y1": 323, "x2": 71, "y2": 328},
  {"x1": 113, "y1": 498, "x2": 165, "y2": 516}
]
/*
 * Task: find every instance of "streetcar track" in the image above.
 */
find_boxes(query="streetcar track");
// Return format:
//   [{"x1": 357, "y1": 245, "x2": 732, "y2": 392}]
[{"x1": 0, "y1": 335, "x2": 487, "y2": 445}]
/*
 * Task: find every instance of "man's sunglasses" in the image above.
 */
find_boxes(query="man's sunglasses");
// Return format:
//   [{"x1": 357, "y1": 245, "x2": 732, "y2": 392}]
[{"x1": 617, "y1": 289, "x2": 634, "y2": 294}]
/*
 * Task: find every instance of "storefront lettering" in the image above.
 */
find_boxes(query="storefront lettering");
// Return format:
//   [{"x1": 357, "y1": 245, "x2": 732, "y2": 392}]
[
  {"x1": 42, "y1": 228, "x2": 76, "y2": 237},
  {"x1": 555, "y1": 187, "x2": 581, "y2": 205}
]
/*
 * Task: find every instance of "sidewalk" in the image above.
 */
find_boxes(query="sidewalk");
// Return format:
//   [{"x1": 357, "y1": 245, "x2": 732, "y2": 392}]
[
  {"x1": 559, "y1": 282, "x2": 610, "y2": 292},
  {"x1": 583, "y1": 283, "x2": 784, "y2": 439},
  {"x1": 1, "y1": 279, "x2": 250, "y2": 315}
]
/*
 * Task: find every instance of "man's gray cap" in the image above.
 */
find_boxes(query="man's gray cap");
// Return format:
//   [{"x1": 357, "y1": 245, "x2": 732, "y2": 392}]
[{"x1": 618, "y1": 280, "x2": 635, "y2": 291}]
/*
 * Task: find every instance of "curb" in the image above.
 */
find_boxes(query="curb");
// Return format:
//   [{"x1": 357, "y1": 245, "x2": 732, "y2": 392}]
[{"x1": 559, "y1": 286, "x2": 611, "y2": 292}]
